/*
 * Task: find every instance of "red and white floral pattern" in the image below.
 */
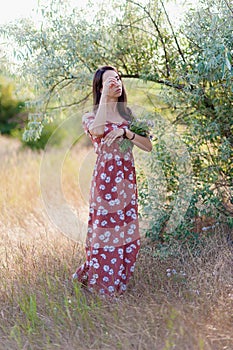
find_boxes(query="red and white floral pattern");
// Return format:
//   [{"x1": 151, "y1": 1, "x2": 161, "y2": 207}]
[{"x1": 73, "y1": 115, "x2": 140, "y2": 297}]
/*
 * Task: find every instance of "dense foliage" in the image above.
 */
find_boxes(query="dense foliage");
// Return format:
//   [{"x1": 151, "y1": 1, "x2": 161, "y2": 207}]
[{"x1": 0, "y1": 77, "x2": 25, "y2": 134}]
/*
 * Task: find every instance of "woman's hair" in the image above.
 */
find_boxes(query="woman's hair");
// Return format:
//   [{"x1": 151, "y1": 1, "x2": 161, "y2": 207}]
[{"x1": 92, "y1": 65, "x2": 133, "y2": 122}]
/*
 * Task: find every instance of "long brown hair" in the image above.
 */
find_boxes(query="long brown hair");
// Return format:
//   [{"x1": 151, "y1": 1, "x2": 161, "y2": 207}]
[{"x1": 92, "y1": 66, "x2": 133, "y2": 122}]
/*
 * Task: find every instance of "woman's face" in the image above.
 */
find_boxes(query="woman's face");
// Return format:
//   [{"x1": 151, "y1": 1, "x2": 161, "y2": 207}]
[{"x1": 102, "y1": 70, "x2": 122, "y2": 98}]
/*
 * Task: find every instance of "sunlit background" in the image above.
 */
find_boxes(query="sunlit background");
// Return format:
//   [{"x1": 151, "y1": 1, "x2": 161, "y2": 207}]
[{"x1": 0, "y1": 0, "x2": 196, "y2": 26}]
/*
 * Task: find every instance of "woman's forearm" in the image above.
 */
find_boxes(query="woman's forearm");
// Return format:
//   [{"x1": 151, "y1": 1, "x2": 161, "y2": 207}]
[
  {"x1": 126, "y1": 129, "x2": 152, "y2": 152},
  {"x1": 89, "y1": 94, "x2": 108, "y2": 136}
]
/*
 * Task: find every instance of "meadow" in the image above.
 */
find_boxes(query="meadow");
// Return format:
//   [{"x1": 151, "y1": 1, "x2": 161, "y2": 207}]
[{"x1": 0, "y1": 80, "x2": 232, "y2": 350}]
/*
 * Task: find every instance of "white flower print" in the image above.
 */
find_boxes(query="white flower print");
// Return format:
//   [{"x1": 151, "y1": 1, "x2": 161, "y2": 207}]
[
  {"x1": 92, "y1": 249, "x2": 99, "y2": 255},
  {"x1": 93, "y1": 274, "x2": 99, "y2": 279},
  {"x1": 128, "y1": 184, "x2": 134, "y2": 189},
  {"x1": 115, "y1": 177, "x2": 122, "y2": 183},
  {"x1": 103, "y1": 276, "x2": 109, "y2": 282},
  {"x1": 99, "y1": 184, "x2": 106, "y2": 190},
  {"x1": 108, "y1": 286, "x2": 115, "y2": 292},
  {"x1": 90, "y1": 278, "x2": 96, "y2": 284},
  {"x1": 118, "y1": 248, "x2": 123, "y2": 255},
  {"x1": 115, "y1": 155, "x2": 120, "y2": 161},
  {"x1": 108, "y1": 165, "x2": 114, "y2": 171},
  {"x1": 105, "y1": 193, "x2": 112, "y2": 200},
  {"x1": 102, "y1": 209, "x2": 108, "y2": 215},
  {"x1": 109, "y1": 246, "x2": 115, "y2": 252},
  {"x1": 99, "y1": 234, "x2": 105, "y2": 241},
  {"x1": 122, "y1": 274, "x2": 127, "y2": 280},
  {"x1": 121, "y1": 284, "x2": 127, "y2": 291},
  {"x1": 125, "y1": 237, "x2": 132, "y2": 243},
  {"x1": 105, "y1": 231, "x2": 111, "y2": 238},
  {"x1": 107, "y1": 153, "x2": 113, "y2": 160},
  {"x1": 94, "y1": 243, "x2": 100, "y2": 249},
  {"x1": 127, "y1": 228, "x2": 134, "y2": 235},
  {"x1": 111, "y1": 186, "x2": 117, "y2": 192},
  {"x1": 126, "y1": 246, "x2": 133, "y2": 253},
  {"x1": 109, "y1": 200, "x2": 115, "y2": 206},
  {"x1": 114, "y1": 225, "x2": 120, "y2": 232},
  {"x1": 100, "y1": 253, "x2": 106, "y2": 259},
  {"x1": 100, "y1": 173, "x2": 107, "y2": 179},
  {"x1": 128, "y1": 173, "x2": 133, "y2": 180},
  {"x1": 120, "y1": 232, "x2": 124, "y2": 238},
  {"x1": 117, "y1": 160, "x2": 122, "y2": 166},
  {"x1": 109, "y1": 268, "x2": 114, "y2": 275},
  {"x1": 125, "y1": 258, "x2": 131, "y2": 263},
  {"x1": 110, "y1": 217, "x2": 116, "y2": 223},
  {"x1": 130, "y1": 265, "x2": 135, "y2": 272},
  {"x1": 93, "y1": 262, "x2": 100, "y2": 269},
  {"x1": 97, "y1": 196, "x2": 102, "y2": 203},
  {"x1": 113, "y1": 237, "x2": 119, "y2": 244},
  {"x1": 132, "y1": 214, "x2": 137, "y2": 219},
  {"x1": 103, "y1": 265, "x2": 110, "y2": 272},
  {"x1": 111, "y1": 258, "x2": 117, "y2": 264},
  {"x1": 105, "y1": 176, "x2": 111, "y2": 183},
  {"x1": 117, "y1": 170, "x2": 123, "y2": 177},
  {"x1": 101, "y1": 220, "x2": 107, "y2": 226},
  {"x1": 126, "y1": 210, "x2": 132, "y2": 216},
  {"x1": 114, "y1": 279, "x2": 120, "y2": 285}
]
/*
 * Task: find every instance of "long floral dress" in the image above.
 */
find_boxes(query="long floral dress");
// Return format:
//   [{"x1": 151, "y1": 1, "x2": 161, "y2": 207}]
[{"x1": 73, "y1": 114, "x2": 140, "y2": 297}]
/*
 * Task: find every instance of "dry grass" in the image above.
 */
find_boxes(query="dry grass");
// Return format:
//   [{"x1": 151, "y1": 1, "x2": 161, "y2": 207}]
[{"x1": 0, "y1": 135, "x2": 232, "y2": 350}]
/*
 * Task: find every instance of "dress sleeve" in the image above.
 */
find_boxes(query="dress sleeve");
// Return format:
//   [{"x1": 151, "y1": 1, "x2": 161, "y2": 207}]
[
  {"x1": 82, "y1": 114, "x2": 95, "y2": 136},
  {"x1": 82, "y1": 113, "x2": 104, "y2": 154}
]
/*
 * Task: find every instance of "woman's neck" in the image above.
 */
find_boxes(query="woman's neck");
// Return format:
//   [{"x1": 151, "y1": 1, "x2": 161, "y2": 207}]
[{"x1": 104, "y1": 99, "x2": 119, "y2": 115}]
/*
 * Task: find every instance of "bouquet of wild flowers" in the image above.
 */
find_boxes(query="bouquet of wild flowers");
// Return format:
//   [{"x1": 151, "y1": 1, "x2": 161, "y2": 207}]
[{"x1": 119, "y1": 117, "x2": 154, "y2": 152}]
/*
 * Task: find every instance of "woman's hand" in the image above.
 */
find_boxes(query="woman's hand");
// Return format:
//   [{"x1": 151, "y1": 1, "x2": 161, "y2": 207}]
[
  {"x1": 102, "y1": 76, "x2": 121, "y2": 97},
  {"x1": 103, "y1": 129, "x2": 124, "y2": 146}
]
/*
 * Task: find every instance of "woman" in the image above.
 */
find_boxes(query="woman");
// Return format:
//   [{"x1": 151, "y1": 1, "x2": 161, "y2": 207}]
[{"x1": 73, "y1": 66, "x2": 152, "y2": 298}]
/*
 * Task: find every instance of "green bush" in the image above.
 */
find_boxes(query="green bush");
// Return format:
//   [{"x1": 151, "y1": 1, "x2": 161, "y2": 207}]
[{"x1": 0, "y1": 79, "x2": 25, "y2": 134}]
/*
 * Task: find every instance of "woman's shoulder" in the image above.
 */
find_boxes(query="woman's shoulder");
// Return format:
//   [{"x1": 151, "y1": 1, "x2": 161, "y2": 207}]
[{"x1": 82, "y1": 111, "x2": 95, "y2": 121}]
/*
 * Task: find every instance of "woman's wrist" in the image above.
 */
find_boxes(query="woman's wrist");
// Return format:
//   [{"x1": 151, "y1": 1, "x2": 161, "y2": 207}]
[{"x1": 125, "y1": 128, "x2": 135, "y2": 140}]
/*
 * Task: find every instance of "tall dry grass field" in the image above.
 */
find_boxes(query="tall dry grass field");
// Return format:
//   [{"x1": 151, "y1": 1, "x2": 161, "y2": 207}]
[{"x1": 0, "y1": 135, "x2": 232, "y2": 350}]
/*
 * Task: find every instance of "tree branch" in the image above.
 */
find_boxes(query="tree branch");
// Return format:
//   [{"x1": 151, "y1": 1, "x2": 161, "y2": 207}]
[
  {"x1": 160, "y1": 0, "x2": 186, "y2": 64},
  {"x1": 121, "y1": 73, "x2": 185, "y2": 89},
  {"x1": 128, "y1": 0, "x2": 171, "y2": 77}
]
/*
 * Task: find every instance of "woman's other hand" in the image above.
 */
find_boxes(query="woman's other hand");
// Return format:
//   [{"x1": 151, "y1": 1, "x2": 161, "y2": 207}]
[{"x1": 102, "y1": 129, "x2": 124, "y2": 146}]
